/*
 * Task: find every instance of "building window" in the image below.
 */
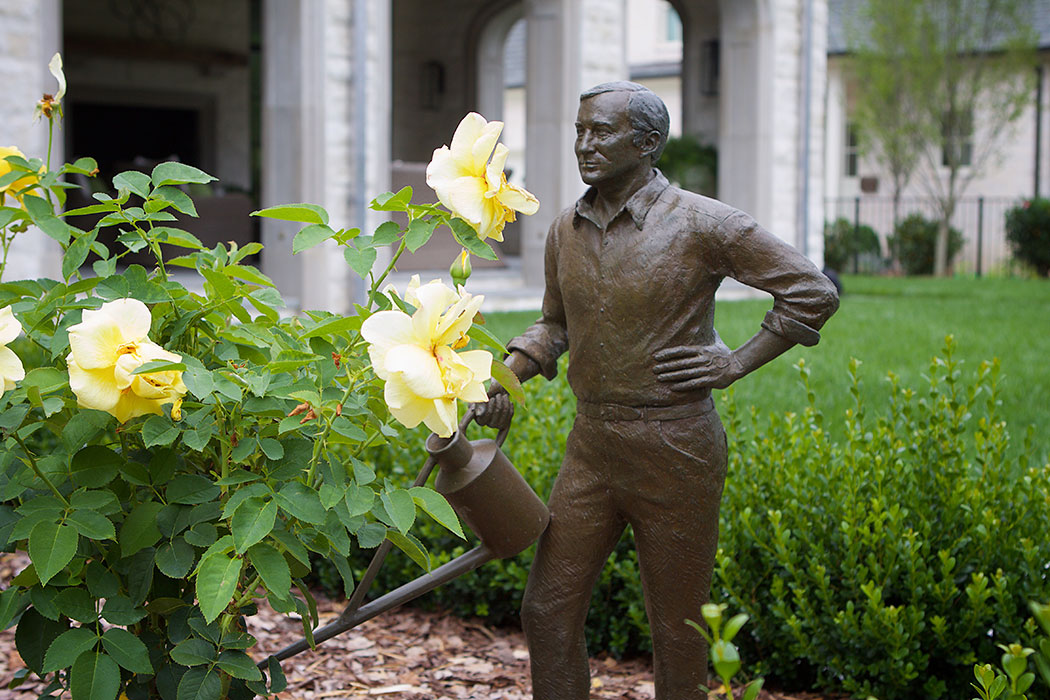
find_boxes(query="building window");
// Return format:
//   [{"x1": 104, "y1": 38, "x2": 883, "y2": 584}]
[
  {"x1": 664, "y1": 2, "x2": 682, "y2": 43},
  {"x1": 701, "y1": 39, "x2": 720, "y2": 97},
  {"x1": 942, "y1": 109, "x2": 973, "y2": 167},
  {"x1": 845, "y1": 121, "x2": 859, "y2": 177}
]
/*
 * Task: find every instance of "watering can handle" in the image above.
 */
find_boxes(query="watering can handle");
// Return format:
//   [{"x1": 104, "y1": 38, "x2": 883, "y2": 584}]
[{"x1": 461, "y1": 407, "x2": 509, "y2": 448}]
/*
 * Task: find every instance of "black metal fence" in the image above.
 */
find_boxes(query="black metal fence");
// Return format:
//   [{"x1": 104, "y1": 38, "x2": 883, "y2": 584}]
[{"x1": 825, "y1": 196, "x2": 1022, "y2": 276}]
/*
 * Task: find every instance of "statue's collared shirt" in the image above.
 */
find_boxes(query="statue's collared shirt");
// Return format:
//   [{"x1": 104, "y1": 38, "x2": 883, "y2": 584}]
[{"x1": 508, "y1": 171, "x2": 839, "y2": 408}]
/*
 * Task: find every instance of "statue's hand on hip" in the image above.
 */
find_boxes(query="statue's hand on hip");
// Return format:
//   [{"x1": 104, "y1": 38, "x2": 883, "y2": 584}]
[
  {"x1": 472, "y1": 386, "x2": 515, "y2": 430},
  {"x1": 652, "y1": 340, "x2": 744, "y2": 391}
]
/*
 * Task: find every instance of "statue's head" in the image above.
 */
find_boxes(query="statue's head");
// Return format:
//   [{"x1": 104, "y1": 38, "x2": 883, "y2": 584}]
[{"x1": 575, "y1": 81, "x2": 670, "y2": 186}]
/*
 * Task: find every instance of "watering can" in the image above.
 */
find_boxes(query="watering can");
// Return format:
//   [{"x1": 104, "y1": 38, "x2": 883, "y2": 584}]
[{"x1": 263, "y1": 410, "x2": 549, "y2": 664}]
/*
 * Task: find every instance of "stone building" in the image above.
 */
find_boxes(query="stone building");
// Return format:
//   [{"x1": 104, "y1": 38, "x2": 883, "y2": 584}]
[{"x1": 0, "y1": 0, "x2": 828, "y2": 311}]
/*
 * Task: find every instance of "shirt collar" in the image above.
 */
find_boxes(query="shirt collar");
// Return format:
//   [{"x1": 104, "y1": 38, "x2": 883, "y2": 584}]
[{"x1": 574, "y1": 169, "x2": 670, "y2": 230}]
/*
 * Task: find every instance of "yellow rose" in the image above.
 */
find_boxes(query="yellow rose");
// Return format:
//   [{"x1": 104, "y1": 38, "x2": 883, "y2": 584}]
[
  {"x1": 66, "y1": 299, "x2": 187, "y2": 423},
  {"x1": 361, "y1": 276, "x2": 492, "y2": 437},
  {"x1": 0, "y1": 146, "x2": 40, "y2": 206},
  {"x1": 0, "y1": 306, "x2": 25, "y2": 397},
  {"x1": 426, "y1": 112, "x2": 539, "y2": 242}
]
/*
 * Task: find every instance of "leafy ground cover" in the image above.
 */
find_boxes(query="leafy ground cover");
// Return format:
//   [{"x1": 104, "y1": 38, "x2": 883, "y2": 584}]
[{"x1": 484, "y1": 274, "x2": 1050, "y2": 464}]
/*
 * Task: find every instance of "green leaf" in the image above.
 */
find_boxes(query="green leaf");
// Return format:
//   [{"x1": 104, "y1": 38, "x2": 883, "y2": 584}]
[
  {"x1": 119, "y1": 501, "x2": 164, "y2": 557},
  {"x1": 29, "y1": 520, "x2": 78, "y2": 586},
  {"x1": 63, "y1": 229, "x2": 99, "y2": 280},
  {"x1": 113, "y1": 171, "x2": 152, "y2": 199},
  {"x1": 274, "y1": 482, "x2": 327, "y2": 524},
  {"x1": 232, "y1": 498, "x2": 277, "y2": 554},
  {"x1": 0, "y1": 587, "x2": 25, "y2": 630},
  {"x1": 23, "y1": 194, "x2": 73, "y2": 246},
  {"x1": 69, "y1": 651, "x2": 120, "y2": 700},
  {"x1": 356, "y1": 522, "x2": 387, "y2": 549},
  {"x1": 405, "y1": 217, "x2": 438, "y2": 252},
  {"x1": 151, "y1": 186, "x2": 198, "y2": 216},
  {"x1": 292, "y1": 223, "x2": 337, "y2": 254},
  {"x1": 54, "y1": 587, "x2": 99, "y2": 623},
  {"x1": 63, "y1": 410, "x2": 113, "y2": 449},
  {"x1": 371, "y1": 220, "x2": 401, "y2": 246},
  {"x1": 15, "y1": 608, "x2": 67, "y2": 674},
  {"x1": 301, "y1": 314, "x2": 359, "y2": 339},
  {"x1": 266, "y1": 656, "x2": 287, "y2": 693},
  {"x1": 386, "y1": 530, "x2": 430, "y2": 571},
  {"x1": 216, "y1": 650, "x2": 263, "y2": 681},
  {"x1": 100, "y1": 596, "x2": 147, "y2": 625},
  {"x1": 267, "y1": 349, "x2": 324, "y2": 373},
  {"x1": 170, "y1": 638, "x2": 216, "y2": 667},
  {"x1": 153, "y1": 226, "x2": 206, "y2": 249},
  {"x1": 43, "y1": 627, "x2": 98, "y2": 672},
  {"x1": 133, "y1": 360, "x2": 187, "y2": 374},
  {"x1": 247, "y1": 543, "x2": 292, "y2": 598},
  {"x1": 70, "y1": 445, "x2": 123, "y2": 488},
  {"x1": 467, "y1": 322, "x2": 509, "y2": 354},
  {"x1": 155, "y1": 537, "x2": 196, "y2": 578},
  {"x1": 343, "y1": 245, "x2": 378, "y2": 279},
  {"x1": 151, "y1": 162, "x2": 217, "y2": 187},
  {"x1": 67, "y1": 509, "x2": 116, "y2": 541},
  {"x1": 409, "y1": 487, "x2": 465, "y2": 539},
  {"x1": 369, "y1": 186, "x2": 413, "y2": 212},
  {"x1": 101, "y1": 628, "x2": 152, "y2": 673},
  {"x1": 258, "y1": 438, "x2": 284, "y2": 460},
  {"x1": 166, "y1": 474, "x2": 221, "y2": 505},
  {"x1": 345, "y1": 484, "x2": 375, "y2": 517},
  {"x1": 381, "y1": 488, "x2": 416, "y2": 535},
  {"x1": 195, "y1": 552, "x2": 241, "y2": 623},
  {"x1": 251, "y1": 203, "x2": 329, "y2": 225},
  {"x1": 450, "y1": 217, "x2": 498, "y2": 260},
  {"x1": 489, "y1": 358, "x2": 526, "y2": 407},
  {"x1": 142, "y1": 415, "x2": 181, "y2": 448},
  {"x1": 177, "y1": 666, "x2": 222, "y2": 700},
  {"x1": 21, "y1": 367, "x2": 67, "y2": 393}
]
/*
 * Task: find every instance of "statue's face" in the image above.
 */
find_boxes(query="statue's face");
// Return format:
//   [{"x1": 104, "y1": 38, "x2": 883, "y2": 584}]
[{"x1": 574, "y1": 91, "x2": 647, "y2": 186}]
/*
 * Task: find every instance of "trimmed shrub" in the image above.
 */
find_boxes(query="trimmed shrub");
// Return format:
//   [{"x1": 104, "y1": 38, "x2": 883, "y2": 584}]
[
  {"x1": 318, "y1": 341, "x2": 1050, "y2": 700},
  {"x1": 1005, "y1": 198, "x2": 1050, "y2": 276},
  {"x1": 716, "y1": 338, "x2": 1050, "y2": 699},
  {"x1": 657, "y1": 134, "x2": 717, "y2": 197},
  {"x1": 823, "y1": 217, "x2": 882, "y2": 273},
  {"x1": 889, "y1": 213, "x2": 965, "y2": 275}
]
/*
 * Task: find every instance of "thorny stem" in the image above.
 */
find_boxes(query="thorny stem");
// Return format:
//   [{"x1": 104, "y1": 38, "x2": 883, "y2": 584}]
[
  {"x1": 367, "y1": 238, "x2": 408, "y2": 310},
  {"x1": 13, "y1": 433, "x2": 70, "y2": 508}
]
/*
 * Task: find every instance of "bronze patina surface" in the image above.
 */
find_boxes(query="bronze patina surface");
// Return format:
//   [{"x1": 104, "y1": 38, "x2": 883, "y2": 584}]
[{"x1": 476, "y1": 82, "x2": 839, "y2": 700}]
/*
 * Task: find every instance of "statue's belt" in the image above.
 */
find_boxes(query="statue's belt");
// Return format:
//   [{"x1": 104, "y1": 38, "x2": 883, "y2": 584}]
[{"x1": 575, "y1": 396, "x2": 715, "y2": 422}]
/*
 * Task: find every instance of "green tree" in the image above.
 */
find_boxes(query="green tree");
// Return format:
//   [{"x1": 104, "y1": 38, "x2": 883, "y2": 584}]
[{"x1": 849, "y1": 0, "x2": 1038, "y2": 275}]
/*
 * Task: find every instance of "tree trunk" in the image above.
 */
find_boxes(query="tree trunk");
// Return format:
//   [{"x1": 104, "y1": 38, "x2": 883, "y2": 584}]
[{"x1": 934, "y1": 218, "x2": 950, "y2": 276}]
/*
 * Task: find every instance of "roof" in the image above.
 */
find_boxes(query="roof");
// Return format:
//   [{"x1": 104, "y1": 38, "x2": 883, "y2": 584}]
[{"x1": 828, "y1": 0, "x2": 1050, "y2": 54}]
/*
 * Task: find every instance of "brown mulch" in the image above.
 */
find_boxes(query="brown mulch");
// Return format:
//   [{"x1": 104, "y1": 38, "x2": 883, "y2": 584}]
[{"x1": 0, "y1": 554, "x2": 840, "y2": 699}]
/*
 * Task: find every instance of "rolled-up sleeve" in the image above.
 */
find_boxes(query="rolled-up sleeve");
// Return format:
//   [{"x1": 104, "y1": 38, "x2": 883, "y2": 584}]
[
  {"x1": 506, "y1": 221, "x2": 569, "y2": 379},
  {"x1": 715, "y1": 211, "x2": 839, "y2": 346}
]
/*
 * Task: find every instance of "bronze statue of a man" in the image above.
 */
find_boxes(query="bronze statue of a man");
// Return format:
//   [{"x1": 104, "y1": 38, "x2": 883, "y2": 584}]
[{"x1": 476, "y1": 81, "x2": 839, "y2": 700}]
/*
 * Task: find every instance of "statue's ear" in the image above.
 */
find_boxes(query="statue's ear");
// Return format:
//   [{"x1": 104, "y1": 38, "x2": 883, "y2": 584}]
[{"x1": 640, "y1": 130, "x2": 661, "y2": 160}]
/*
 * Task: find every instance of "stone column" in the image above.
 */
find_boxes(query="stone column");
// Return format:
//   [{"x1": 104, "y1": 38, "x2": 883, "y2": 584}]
[
  {"x1": 0, "y1": 0, "x2": 63, "y2": 280},
  {"x1": 717, "y1": 0, "x2": 826, "y2": 265},
  {"x1": 521, "y1": 0, "x2": 626, "y2": 287}
]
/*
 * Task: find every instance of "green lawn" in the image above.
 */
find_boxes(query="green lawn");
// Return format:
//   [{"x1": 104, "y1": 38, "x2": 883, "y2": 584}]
[{"x1": 483, "y1": 275, "x2": 1050, "y2": 464}]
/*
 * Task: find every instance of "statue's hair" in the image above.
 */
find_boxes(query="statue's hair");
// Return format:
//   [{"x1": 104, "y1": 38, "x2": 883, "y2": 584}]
[{"x1": 579, "y1": 81, "x2": 670, "y2": 162}]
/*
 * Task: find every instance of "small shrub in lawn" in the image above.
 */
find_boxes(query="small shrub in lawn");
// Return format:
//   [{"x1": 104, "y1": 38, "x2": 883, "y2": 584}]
[
  {"x1": 889, "y1": 213, "x2": 964, "y2": 275},
  {"x1": 823, "y1": 217, "x2": 882, "y2": 273},
  {"x1": 1005, "y1": 198, "x2": 1050, "y2": 276},
  {"x1": 716, "y1": 337, "x2": 1050, "y2": 699}
]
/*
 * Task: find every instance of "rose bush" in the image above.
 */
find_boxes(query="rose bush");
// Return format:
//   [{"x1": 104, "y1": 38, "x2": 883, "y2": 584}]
[{"x1": 0, "y1": 55, "x2": 533, "y2": 700}]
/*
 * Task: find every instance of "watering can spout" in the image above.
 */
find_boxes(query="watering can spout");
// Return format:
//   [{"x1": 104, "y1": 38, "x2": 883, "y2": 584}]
[
  {"x1": 264, "y1": 412, "x2": 549, "y2": 665},
  {"x1": 426, "y1": 428, "x2": 549, "y2": 560}
]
